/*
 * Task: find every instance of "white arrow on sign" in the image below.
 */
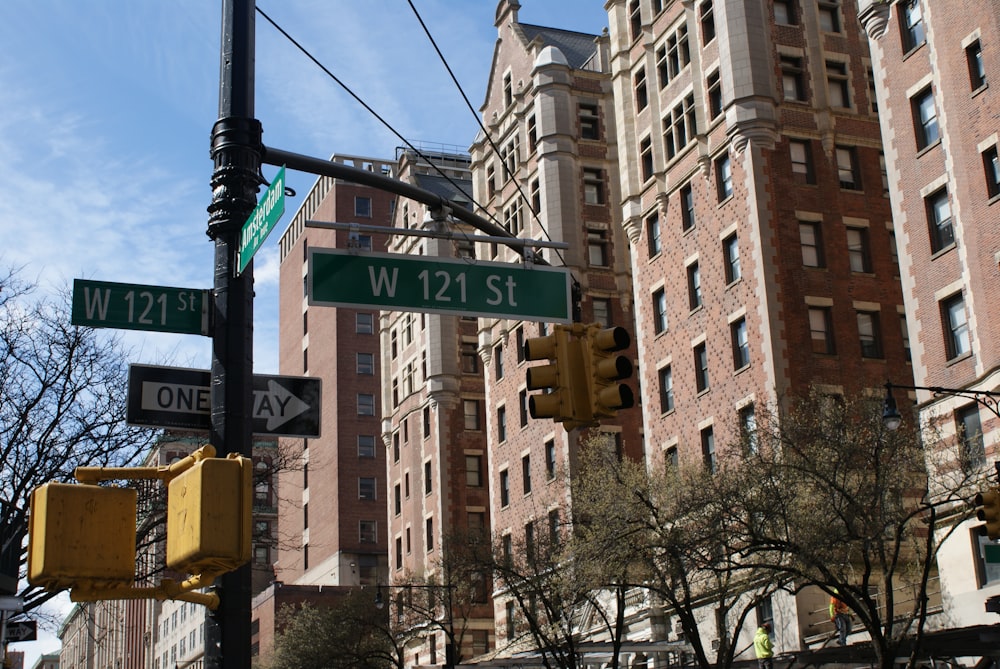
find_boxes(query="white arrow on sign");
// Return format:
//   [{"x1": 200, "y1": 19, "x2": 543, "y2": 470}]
[{"x1": 254, "y1": 380, "x2": 310, "y2": 431}]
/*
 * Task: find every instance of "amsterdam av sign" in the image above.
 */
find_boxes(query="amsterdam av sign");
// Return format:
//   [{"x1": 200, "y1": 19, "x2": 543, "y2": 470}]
[
  {"x1": 308, "y1": 249, "x2": 572, "y2": 323},
  {"x1": 126, "y1": 364, "x2": 321, "y2": 438}
]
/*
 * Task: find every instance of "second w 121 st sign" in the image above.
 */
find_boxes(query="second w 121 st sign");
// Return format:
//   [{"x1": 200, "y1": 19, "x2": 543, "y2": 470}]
[{"x1": 308, "y1": 249, "x2": 572, "y2": 323}]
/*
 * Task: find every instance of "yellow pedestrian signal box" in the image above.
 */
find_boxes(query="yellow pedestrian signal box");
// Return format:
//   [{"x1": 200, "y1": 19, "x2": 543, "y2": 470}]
[
  {"x1": 27, "y1": 483, "x2": 137, "y2": 590},
  {"x1": 166, "y1": 455, "x2": 252, "y2": 575},
  {"x1": 976, "y1": 487, "x2": 1000, "y2": 540},
  {"x1": 582, "y1": 325, "x2": 635, "y2": 420}
]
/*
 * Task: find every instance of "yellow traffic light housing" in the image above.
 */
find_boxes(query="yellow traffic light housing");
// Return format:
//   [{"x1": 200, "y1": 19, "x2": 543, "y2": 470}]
[
  {"x1": 582, "y1": 325, "x2": 635, "y2": 420},
  {"x1": 976, "y1": 487, "x2": 1000, "y2": 540},
  {"x1": 524, "y1": 325, "x2": 588, "y2": 427},
  {"x1": 166, "y1": 454, "x2": 252, "y2": 574},
  {"x1": 28, "y1": 483, "x2": 137, "y2": 590}
]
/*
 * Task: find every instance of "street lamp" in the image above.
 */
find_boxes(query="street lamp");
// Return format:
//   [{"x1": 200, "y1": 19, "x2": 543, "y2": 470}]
[
  {"x1": 375, "y1": 582, "x2": 457, "y2": 669},
  {"x1": 882, "y1": 381, "x2": 1000, "y2": 430}
]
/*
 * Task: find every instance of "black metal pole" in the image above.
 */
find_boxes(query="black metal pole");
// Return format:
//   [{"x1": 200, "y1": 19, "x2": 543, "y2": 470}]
[{"x1": 206, "y1": 1, "x2": 258, "y2": 668}]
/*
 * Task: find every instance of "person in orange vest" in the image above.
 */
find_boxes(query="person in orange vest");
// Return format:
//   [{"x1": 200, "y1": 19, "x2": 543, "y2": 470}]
[{"x1": 829, "y1": 590, "x2": 851, "y2": 646}]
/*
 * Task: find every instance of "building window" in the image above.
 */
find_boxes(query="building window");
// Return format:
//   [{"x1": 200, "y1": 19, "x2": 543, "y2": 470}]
[
  {"x1": 901, "y1": 314, "x2": 912, "y2": 363},
  {"x1": 527, "y1": 114, "x2": 537, "y2": 153},
  {"x1": 635, "y1": 67, "x2": 649, "y2": 111},
  {"x1": 664, "y1": 94, "x2": 697, "y2": 160},
  {"x1": 583, "y1": 168, "x2": 605, "y2": 205},
  {"x1": 790, "y1": 139, "x2": 815, "y2": 184},
  {"x1": 424, "y1": 461, "x2": 433, "y2": 495},
  {"x1": 723, "y1": 233, "x2": 741, "y2": 283},
  {"x1": 360, "y1": 520, "x2": 377, "y2": 543},
  {"x1": 500, "y1": 469, "x2": 510, "y2": 507},
  {"x1": 659, "y1": 365, "x2": 674, "y2": 413},
  {"x1": 818, "y1": 0, "x2": 841, "y2": 32},
  {"x1": 781, "y1": 56, "x2": 806, "y2": 102},
  {"x1": 687, "y1": 262, "x2": 702, "y2": 310},
  {"x1": 588, "y1": 230, "x2": 609, "y2": 266},
  {"x1": 503, "y1": 72, "x2": 513, "y2": 107},
  {"x1": 486, "y1": 164, "x2": 496, "y2": 198},
  {"x1": 983, "y1": 145, "x2": 1000, "y2": 199},
  {"x1": 665, "y1": 446, "x2": 679, "y2": 470},
  {"x1": 517, "y1": 389, "x2": 528, "y2": 427},
  {"x1": 461, "y1": 341, "x2": 479, "y2": 374},
  {"x1": 545, "y1": 439, "x2": 557, "y2": 479},
  {"x1": 359, "y1": 477, "x2": 376, "y2": 500},
  {"x1": 426, "y1": 517, "x2": 434, "y2": 552},
  {"x1": 836, "y1": 146, "x2": 861, "y2": 190},
  {"x1": 715, "y1": 154, "x2": 733, "y2": 201},
  {"x1": 680, "y1": 183, "x2": 696, "y2": 231},
  {"x1": 530, "y1": 178, "x2": 541, "y2": 215},
  {"x1": 774, "y1": 0, "x2": 796, "y2": 24},
  {"x1": 799, "y1": 221, "x2": 825, "y2": 268},
  {"x1": 652, "y1": 288, "x2": 668, "y2": 334},
  {"x1": 707, "y1": 70, "x2": 723, "y2": 119},
  {"x1": 354, "y1": 196, "x2": 372, "y2": 218},
  {"x1": 912, "y1": 87, "x2": 940, "y2": 150},
  {"x1": 640, "y1": 136, "x2": 654, "y2": 181},
  {"x1": 466, "y1": 454, "x2": 484, "y2": 487},
  {"x1": 879, "y1": 152, "x2": 890, "y2": 194},
  {"x1": 647, "y1": 212, "x2": 662, "y2": 257},
  {"x1": 700, "y1": 1, "x2": 715, "y2": 43},
  {"x1": 941, "y1": 293, "x2": 971, "y2": 360},
  {"x1": 857, "y1": 311, "x2": 883, "y2": 359},
  {"x1": 694, "y1": 343, "x2": 710, "y2": 393},
  {"x1": 900, "y1": 0, "x2": 926, "y2": 53},
  {"x1": 357, "y1": 352, "x2": 374, "y2": 375},
  {"x1": 846, "y1": 227, "x2": 872, "y2": 273},
  {"x1": 925, "y1": 188, "x2": 954, "y2": 253},
  {"x1": 701, "y1": 426, "x2": 716, "y2": 473},
  {"x1": 739, "y1": 404, "x2": 758, "y2": 454},
  {"x1": 356, "y1": 312, "x2": 374, "y2": 334},
  {"x1": 731, "y1": 317, "x2": 750, "y2": 369},
  {"x1": 497, "y1": 406, "x2": 507, "y2": 443},
  {"x1": 522, "y1": 454, "x2": 532, "y2": 494},
  {"x1": 494, "y1": 343, "x2": 504, "y2": 380},
  {"x1": 957, "y1": 405, "x2": 986, "y2": 471},
  {"x1": 464, "y1": 399, "x2": 481, "y2": 431},
  {"x1": 867, "y1": 66, "x2": 879, "y2": 115},
  {"x1": 593, "y1": 298, "x2": 612, "y2": 327},
  {"x1": 809, "y1": 307, "x2": 836, "y2": 355},
  {"x1": 580, "y1": 102, "x2": 600, "y2": 140},
  {"x1": 358, "y1": 435, "x2": 376, "y2": 458},
  {"x1": 826, "y1": 61, "x2": 850, "y2": 108},
  {"x1": 394, "y1": 484, "x2": 401, "y2": 516},
  {"x1": 423, "y1": 405, "x2": 431, "y2": 438},
  {"x1": 629, "y1": 0, "x2": 642, "y2": 41},
  {"x1": 358, "y1": 394, "x2": 375, "y2": 416},
  {"x1": 967, "y1": 40, "x2": 987, "y2": 90}
]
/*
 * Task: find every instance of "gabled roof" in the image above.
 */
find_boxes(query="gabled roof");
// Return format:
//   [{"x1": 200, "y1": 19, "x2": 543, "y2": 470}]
[{"x1": 518, "y1": 24, "x2": 599, "y2": 69}]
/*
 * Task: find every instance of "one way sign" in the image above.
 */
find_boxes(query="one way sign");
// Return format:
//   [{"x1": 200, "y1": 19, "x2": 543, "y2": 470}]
[
  {"x1": 127, "y1": 365, "x2": 322, "y2": 438},
  {"x1": 5, "y1": 620, "x2": 37, "y2": 642}
]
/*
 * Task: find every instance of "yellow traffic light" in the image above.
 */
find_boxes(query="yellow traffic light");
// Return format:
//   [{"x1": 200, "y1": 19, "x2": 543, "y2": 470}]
[
  {"x1": 976, "y1": 487, "x2": 1000, "y2": 540},
  {"x1": 28, "y1": 483, "x2": 137, "y2": 590},
  {"x1": 524, "y1": 325, "x2": 588, "y2": 426},
  {"x1": 166, "y1": 455, "x2": 252, "y2": 575},
  {"x1": 583, "y1": 325, "x2": 635, "y2": 420}
]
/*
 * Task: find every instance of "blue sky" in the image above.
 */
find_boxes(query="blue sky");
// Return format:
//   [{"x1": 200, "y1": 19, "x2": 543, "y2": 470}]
[{"x1": 0, "y1": 0, "x2": 609, "y2": 661}]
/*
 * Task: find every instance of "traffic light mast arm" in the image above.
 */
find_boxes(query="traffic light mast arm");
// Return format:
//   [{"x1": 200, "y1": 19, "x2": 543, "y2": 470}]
[
  {"x1": 71, "y1": 573, "x2": 222, "y2": 610},
  {"x1": 75, "y1": 444, "x2": 218, "y2": 485}
]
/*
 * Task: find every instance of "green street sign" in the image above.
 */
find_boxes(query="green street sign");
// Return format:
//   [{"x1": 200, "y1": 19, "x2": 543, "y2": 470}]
[
  {"x1": 309, "y1": 249, "x2": 572, "y2": 323},
  {"x1": 72, "y1": 279, "x2": 210, "y2": 336},
  {"x1": 985, "y1": 544, "x2": 1000, "y2": 564},
  {"x1": 237, "y1": 165, "x2": 286, "y2": 275}
]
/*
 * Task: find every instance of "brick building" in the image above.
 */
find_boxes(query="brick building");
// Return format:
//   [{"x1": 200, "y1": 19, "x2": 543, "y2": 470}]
[
  {"x1": 858, "y1": 0, "x2": 1000, "y2": 628},
  {"x1": 274, "y1": 154, "x2": 397, "y2": 588},
  {"x1": 470, "y1": 0, "x2": 644, "y2": 654}
]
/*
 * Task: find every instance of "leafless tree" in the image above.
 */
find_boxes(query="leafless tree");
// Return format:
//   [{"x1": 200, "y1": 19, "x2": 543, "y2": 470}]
[{"x1": 0, "y1": 267, "x2": 157, "y2": 614}]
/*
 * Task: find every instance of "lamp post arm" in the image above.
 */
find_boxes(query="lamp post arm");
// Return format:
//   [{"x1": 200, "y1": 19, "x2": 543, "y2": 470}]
[{"x1": 885, "y1": 381, "x2": 1000, "y2": 419}]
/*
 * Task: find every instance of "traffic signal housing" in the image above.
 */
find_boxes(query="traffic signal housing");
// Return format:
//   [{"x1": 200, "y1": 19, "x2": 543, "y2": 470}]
[
  {"x1": 28, "y1": 483, "x2": 137, "y2": 590},
  {"x1": 976, "y1": 487, "x2": 1000, "y2": 540},
  {"x1": 524, "y1": 325, "x2": 587, "y2": 426},
  {"x1": 166, "y1": 455, "x2": 253, "y2": 574},
  {"x1": 582, "y1": 325, "x2": 635, "y2": 420}
]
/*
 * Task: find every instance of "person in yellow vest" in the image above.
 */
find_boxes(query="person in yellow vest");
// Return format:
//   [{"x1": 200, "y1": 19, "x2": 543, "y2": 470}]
[
  {"x1": 754, "y1": 621, "x2": 773, "y2": 669},
  {"x1": 829, "y1": 590, "x2": 852, "y2": 646}
]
